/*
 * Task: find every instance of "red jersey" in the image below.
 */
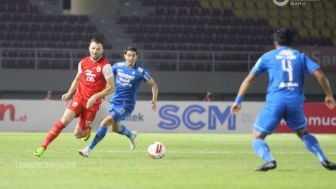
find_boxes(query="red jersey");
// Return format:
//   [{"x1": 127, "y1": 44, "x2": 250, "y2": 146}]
[{"x1": 74, "y1": 57, "x2": 112, "y2": 102}]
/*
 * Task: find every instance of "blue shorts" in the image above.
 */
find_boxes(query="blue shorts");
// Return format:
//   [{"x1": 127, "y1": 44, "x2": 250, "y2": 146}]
[
  {"x1": 108, "y1": 105, "x2": 132, "y2": 123},
  {"x1": 253, "y1": 101, "x2": 306, "y2": 134}
]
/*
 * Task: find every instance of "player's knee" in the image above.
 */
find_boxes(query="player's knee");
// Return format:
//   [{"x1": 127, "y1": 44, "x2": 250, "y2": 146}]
[
  {"x1": 253, "y1": 131, "x2": 267, "y2": 140},
  {"x1": 112, "y1": 126, "x2": 119, "y2": 133},
  {"x1": 74, "y1": 134, "x2": 81, "y2": 139},
  {"x1": 74, "y1": 130, "x2": 82, "y2": 139},
  {"x1": 60, "y1": 118, "x2": 71, "y2": 126},
  {"x1": 296, "y1": 129, "x2": 308, "y2": 139},
  {"x1": 99, "y1": 118, "x2": 113, "y2": 131}
]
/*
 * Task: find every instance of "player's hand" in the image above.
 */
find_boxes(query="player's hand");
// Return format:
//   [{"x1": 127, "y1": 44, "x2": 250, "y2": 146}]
[
  {"x1": 61, "y1": 92, "x2": 72, "y2": 101},
  {"x1": 86, "y1": 96, "x2": 97, "y2": 109},
  {"x1": 325, "y1": 95, "x2": 336, "y2": 109},
  {"x1": 151, "y1": 100, "x2": 157, "y2": 112},
  {"x1": 230, "y1": 103, "x2": 241, "y2": 114}
]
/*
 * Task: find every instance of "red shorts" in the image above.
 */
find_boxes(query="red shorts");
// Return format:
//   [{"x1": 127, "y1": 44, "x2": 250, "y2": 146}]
[{"x1": 67, "y1": 95, "x2": 102, "y2": 130}]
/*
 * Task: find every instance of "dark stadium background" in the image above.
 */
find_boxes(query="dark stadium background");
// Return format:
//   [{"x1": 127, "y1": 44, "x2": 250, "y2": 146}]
[{"x1": 0, "y1": 0, "x2": 335, "y2": 101}]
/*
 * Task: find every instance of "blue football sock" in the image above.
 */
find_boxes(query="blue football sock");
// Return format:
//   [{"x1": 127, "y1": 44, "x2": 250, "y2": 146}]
[
  {"x1": 88, "y1": 126, "x2": 107, "y2": 150},
  {"x1": 252, "y1": 138, "x2": 274, "y2": 162},
  {"x1": 118, "y1": 125, "x2": 132, "y2": 138},
  {"x1": 302, "y1": 134, "x2": 327, "y2": 162}
]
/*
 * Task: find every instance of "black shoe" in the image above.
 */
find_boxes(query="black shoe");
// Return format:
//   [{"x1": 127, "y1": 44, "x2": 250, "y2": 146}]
[
  {"x1": 255, "y1": 160, "x2": 277, "y2": 172},
  {"x1": 322, "y1": 160, "x2": 336, "y2": 171}
]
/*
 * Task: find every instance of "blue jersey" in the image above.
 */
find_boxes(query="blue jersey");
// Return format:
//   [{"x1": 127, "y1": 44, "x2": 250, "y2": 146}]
[
  {"x1": 251, "y1": 46, "x2": 320, "y2": 103},
  {"x1": 111, "y1": 61, "x2": 152, "y2": 110}
]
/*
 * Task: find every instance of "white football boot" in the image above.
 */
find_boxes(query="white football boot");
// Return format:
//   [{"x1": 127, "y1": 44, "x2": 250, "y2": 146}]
[
  {"x1": 78, "y1": 147, "x2": 91, "y2": 158},
  {"x1": 128, "y1": 131, "x2": 138, "y2": 151}
]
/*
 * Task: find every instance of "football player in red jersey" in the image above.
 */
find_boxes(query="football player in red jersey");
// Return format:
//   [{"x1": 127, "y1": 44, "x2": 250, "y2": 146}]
[{"x1": 34, "y1": 38, "x2": 114, "y2": 157}]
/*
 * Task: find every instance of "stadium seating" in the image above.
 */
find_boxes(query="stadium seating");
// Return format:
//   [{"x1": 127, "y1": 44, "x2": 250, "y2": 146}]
[
  {"x1": 224, "y1": 0, "x2": 335, "y2": 44},
  {"x1": 1, "y1": 0, "x2": 335, "y2": 72},
  {"x1": 114, "y1": 0, "x2": 335, "y2": 71},
  {"x1": 0, "y1": 0, "x2": 111, "y2": 69}
]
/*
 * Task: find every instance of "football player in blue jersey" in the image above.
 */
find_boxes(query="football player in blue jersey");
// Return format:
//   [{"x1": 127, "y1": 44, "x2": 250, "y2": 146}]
[
  {"x1": 79, "y1": 46, "x2": 159, "y2": 157},
  {"x1": 231, "y1": 28, "x2": 336, "y2": 171}
]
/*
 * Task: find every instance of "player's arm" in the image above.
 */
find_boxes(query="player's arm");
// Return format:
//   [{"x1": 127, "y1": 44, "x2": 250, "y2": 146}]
[
  {"x1": 62, "y1": 71, "x2": 81, "y2": 101},
  {"x1": 231, "y1": 72, "x2": 257, "y2": 114},
  {"x1": 146, "y1": 78, "x2": 159, "y2": 112},
  {"x1": 86, "y1": 64, "x2": 115, "y2": 109},
  {"x1": 86, "y1": 76, "x2": 114, "y2": 109},
  {"x1": 313, "y1": 69, "x2": 336, "y2": 109}
]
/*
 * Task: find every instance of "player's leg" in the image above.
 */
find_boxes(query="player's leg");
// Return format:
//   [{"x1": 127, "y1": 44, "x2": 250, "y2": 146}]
[
  {"x1": 296, "y1": 129, "x2": 336, "y2": 170},
  {"x1": 112, "y1": 121, "x2": 138, "y2": 151},
  {"x1": 110, "y1": 108, "x2": 138, "y2": 150},
  {"x1": 110, "y1": 107, "x2": 135, "y2": 138},
  {"x1": 252, "y1": 131, "x2": 277, "y2": 171},
  {"x1": 78, "y1": 115, "x2": 113, "y2": 157},
  {"x1": 252, "y1": 102, "x2": 283, "y2": 171},
  {"x1": 74, "y1": 110, "x2": 97, "y2": 140},
  {"x1": 296, "y1": 129, "x2": 331, "y2": 165},
  {"x1": 74, "y1": 122, "x2": 91, "y2": 141},
  {"x1": 88, "y1": 116, "x2": 112, "y2": 150},
  {"x1": 112, "y1": 122, "x2": 135, "y2": 139},
  {"x1": 34, "y1": 108, "x2": 77, "y2": 157},
  {"x1": 286, "y1": 103, "x2": 336, "y2": 170},
  {"x1": 287, "y1": 103, "x2": 336, "y2": 170},
  {"x1": 75, "y1": 102, "x2": 100, "y2": 140},
  {"x1": 74, "y1": 123, "x2": 86, "y2": 139},
  {"x1": 287, "y1": 102, "x2": 336, "y2": 170}
]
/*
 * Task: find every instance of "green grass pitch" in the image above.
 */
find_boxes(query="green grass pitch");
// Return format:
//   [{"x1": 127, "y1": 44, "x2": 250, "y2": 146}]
[{"x1": 0, "y1": 132, "x2": 335, "y2": 189}]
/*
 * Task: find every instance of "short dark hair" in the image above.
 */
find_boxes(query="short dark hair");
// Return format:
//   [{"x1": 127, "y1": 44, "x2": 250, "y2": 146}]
[
  {"x1": 124, "y1": 46, "x2": 137, "y2": 55},
  {"x1": 273, "y1": 28, "x2": 293, "y2": 46},
  {"x1": 90, "y1": 37, "x2": 104, "y2": 46}
]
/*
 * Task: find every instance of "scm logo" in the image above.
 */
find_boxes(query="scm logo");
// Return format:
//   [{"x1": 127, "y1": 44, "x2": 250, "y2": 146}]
[{"x1": 158, "y1": 105, "x2": 236, "y2": 130}]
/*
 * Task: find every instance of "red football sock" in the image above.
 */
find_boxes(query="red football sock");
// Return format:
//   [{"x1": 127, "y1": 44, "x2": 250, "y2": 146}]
[{"x1": 41, "y1": 120, "x2": 65, "y2": 149}]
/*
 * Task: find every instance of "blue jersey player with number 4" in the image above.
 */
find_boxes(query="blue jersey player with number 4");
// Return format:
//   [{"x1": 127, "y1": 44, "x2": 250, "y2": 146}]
[
  {"x1": 231, "y1": 28, "x2": 336, "y2": 171},
  {"x1": 79, "y1": 47, "x2": 159, "y2": 157}
]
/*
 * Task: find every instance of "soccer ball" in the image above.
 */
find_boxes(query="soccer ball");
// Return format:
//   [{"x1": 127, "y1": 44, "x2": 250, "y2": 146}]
[{"x1": 147, "y1": 142, "x2": 166, "y2": 159}]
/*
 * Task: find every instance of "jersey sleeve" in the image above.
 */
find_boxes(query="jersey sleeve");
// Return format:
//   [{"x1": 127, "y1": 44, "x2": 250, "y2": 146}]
[
  {"x1": 102, "y1": 64, "x2": 113, "y2": 80},
  {"x1": 302, "y1": 53, "x2": 320, "y2": 74},
  {"x1": 143, "y1": 69, "x2": 153, "y2": 82},
  {"x1": 78, "y1": 61, "x2": 82, "y2": 73},
  {"x1": 111, "y1": 63, "x2": 118, "y2": 75},
  {"x1": 136, "y1": 65, "x2": 153, "y2": 82},
  {"x1": 250, "y1": 57, "x2": 266, "y2": 75}
]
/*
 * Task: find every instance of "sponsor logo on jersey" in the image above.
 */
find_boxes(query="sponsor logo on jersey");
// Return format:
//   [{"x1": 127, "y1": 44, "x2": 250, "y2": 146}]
[
  {"x1": 72, "y1": 101, "x2": 78, "y2": 107},
  {"x1": 116, "y1": 69, "x2": 135, "y2": 87},
  {"x1": 96, "y1": 66, "x2": 101, "y2": 72},
  {"x1": 85, "y1": 70, "x2": 96, "y2": 82},
  {"x1": 276, "y1": 50, "x2": 296, "y2": 60}
]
